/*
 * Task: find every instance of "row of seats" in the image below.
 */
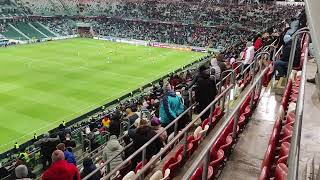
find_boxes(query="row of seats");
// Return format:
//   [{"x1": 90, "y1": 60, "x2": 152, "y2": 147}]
[
  {"x1": 259, "y1": 32, "x2": 309, "y2": 180},
  {"x1": 259, "y1": 76, "x2": 299, "y2": 180}
]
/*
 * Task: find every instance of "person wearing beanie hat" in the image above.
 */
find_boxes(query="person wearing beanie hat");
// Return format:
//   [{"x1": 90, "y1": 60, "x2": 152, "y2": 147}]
[
  {"x1": 151, "y1": 117, "x2": 167, "y2": 145},
  {"x1": 56, "y1": 143, "x2": 76, "y2": 165},
  {"x1": 15, "y1": 165, "x2": 29, "y2": 179},
  {"x1": 274, "y1": 34, "x2": 301, "y2": 79},
  {"x1": 42, "y1": 150, "x2": 80, "y2": 180},
  {"x1": 102, "y1": 133, "x2": 124, "y2": 171},
  {"x1": 128, "y1": 116, "x2": 163, "y2": 168}
]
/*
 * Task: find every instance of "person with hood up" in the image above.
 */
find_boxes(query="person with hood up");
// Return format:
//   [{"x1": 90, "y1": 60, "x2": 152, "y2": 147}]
[
  {"x1": 194, "y1": 65, "x2": 217, "y2": 121},
  {"x1": 274, "y1": 34, "x2": 301, "y2": 79},
  {"x1": 42, "y1": 150, "x2": 80, "y2": 180},
  {"x1": 80, "y1": 157, "x2": 102, "y2": 180},
  {"x1": 159, "y1": 83, "x2": 184, "y2": 135},
  {"x1": 128, "y1": 119, "x2": 163, "y2": 169},
  {"x1": 102, "y1": 131, "x2": 124, "y2": 171}
]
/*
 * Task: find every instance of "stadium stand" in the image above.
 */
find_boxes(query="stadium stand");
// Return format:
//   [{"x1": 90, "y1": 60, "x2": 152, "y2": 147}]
[{"x1": 0, "y1": 1, "x2": 312, "y2": 180}]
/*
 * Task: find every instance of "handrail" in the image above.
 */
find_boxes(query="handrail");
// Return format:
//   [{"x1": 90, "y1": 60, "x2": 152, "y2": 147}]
[
  {"x1": 182, "y1": 66, "x2": 269, "y2": 180},
  {"x1": 287, "y1": 47, "x2": 308, "y2": 180},
  {"x1": 286, "y1": 27, "x2": 310, "y2": 84},
  {"x1": 133, "y1": 85, "x2": 235, "y2": 180}
]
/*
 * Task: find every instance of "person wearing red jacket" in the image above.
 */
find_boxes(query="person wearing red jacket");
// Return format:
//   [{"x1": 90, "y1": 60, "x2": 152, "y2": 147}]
[
  {"x1": 254, "y1": 33, "x2": 263, "y2": 51},
  {"x1": 42, "y1": 150, "x2": 80, "y2": 180}
]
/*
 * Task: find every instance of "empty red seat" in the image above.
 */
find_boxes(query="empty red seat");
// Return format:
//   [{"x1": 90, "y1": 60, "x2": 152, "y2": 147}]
[
  {"x1": 168, "y1": 154, "x2": 183, "y2": 178},
  {"x1": 209, "y1": 149, "x2": 225, "y2": 171},
  {"x1": 279, "y1": 142, "x2": 290, "y2": 158},
  {"x1": 277, "y1": 155, "x2": 288, "y2": 164},
  {"x1": 190, "y1": 166, "x2": 214, "y2": 180},
  {"x1": 220, "y1": 135, "x2": 233, "y2": 156},
  {"x1": 175, "y1": 143, "x2": 193, "y2": 160},
  {"x1": 162, "y1": 157, "x2": 176, "y2": 176},
  {"x1": 238, "y1": 114, "x2": 246, "y2": 130},
  {"x1": 275, "y1": 163, "x2": 288, "y2": 180},
  {"x1": 261, "y1": 145, "x2": 275, "y2": 170},
  {"x1": 119, "y1": 160, "x2": 132, "y2": 178},
  {"x1": 259, "y1": 166, "x2": 269, "y2": 180}
]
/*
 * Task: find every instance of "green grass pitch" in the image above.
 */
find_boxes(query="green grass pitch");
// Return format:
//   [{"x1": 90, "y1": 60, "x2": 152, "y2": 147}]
[{"x1": 0, "y1": 38, "x2": 205, "y2": 153}]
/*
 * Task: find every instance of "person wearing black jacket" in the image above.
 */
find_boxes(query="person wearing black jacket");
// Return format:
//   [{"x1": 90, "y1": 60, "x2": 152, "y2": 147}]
[
  {"x1": 274, "y1": 34, "x2": 301, "y2": 79},
  {"x1": 80, "y1": 157, "x2": 102, "y2": 180},
  {"x1": 127, "y1": 119, "x2": 163, "y2": 169},
  {"x1": 194, "y1": 65, "x2": 217, "y2": 121}
]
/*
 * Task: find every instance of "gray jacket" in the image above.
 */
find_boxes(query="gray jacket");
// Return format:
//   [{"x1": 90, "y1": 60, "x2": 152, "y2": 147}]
[{"x1": 102, "y1": 135, "x2": 124, "y2": 171}]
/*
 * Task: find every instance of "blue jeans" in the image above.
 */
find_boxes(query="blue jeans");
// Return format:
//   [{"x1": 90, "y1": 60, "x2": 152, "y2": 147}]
[{"x1": 274, "y1": 60, "x2": 288, "y2": 77}]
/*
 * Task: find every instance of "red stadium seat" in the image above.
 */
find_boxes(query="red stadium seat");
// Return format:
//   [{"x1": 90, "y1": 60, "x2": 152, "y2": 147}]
[
  {"x1": 119, "y1": 160, "x2": 132, "y2": 178},
  {"x1": 238, "y1": 114, "x2": 246, "y2": 130},
  {"x1": 277, "y1": 155, "x2": 288, "y2": 165},
  {"x1": 190, "y1": 166, "x2": 214, "y2": 180},
  {"x1": 259, "y1": 166, "x2": 269, "y2": 180},
  {"x1": 175, "y1": 143, "x2": 193, "y2": 160},
  {"x1": 279, "y1": 142, "x2": 290, "y2": 158},
  {"x1": 220, "y1": 135, "x2": 233, "y2": 156},
  {"x1": 275, "y1": 163, "x2": 288, "y2": 180},
  {"x1": 162, "y1": 157, "x2": 176, "y2": 176},
  {"x1": 209, "y1": 149, "x2": 225, "y2": 171},
  {"x1": 168, "y1": 154, "x2": 183, "y2": 178},
  {"x1": 201, "y1": 118, "x2": 209, "y2": 130}
]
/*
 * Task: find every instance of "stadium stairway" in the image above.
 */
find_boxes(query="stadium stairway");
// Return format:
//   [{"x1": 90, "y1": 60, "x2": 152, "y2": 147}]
[
  {"x1": 218, "y1": 86, "x2": 280, "y2": 180},
  {"x1": 28, "y1": 22, "x2": 49, "y2": 38},
  {"x1": 13, "y1": 22, "x2": 47, "y2": 39},
  {"x1": 31, "y1": 21, "x2": 58, "y2": 37},
  {"x1": 1, "y1": 23, "x2": 30, "y2": 40}
]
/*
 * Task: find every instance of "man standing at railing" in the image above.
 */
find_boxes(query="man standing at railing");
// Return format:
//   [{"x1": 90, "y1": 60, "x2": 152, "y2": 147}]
[
  {"x1": 159, "y1": 83, "x2": 185, "y2": 135},
  {"x1": 195, "y1": 65, "x2": 217, "y2": 121}
]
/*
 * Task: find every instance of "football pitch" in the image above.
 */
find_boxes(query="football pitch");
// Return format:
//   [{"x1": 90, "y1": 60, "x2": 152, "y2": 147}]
[{"x1": 0, "y1": 38, "x2": 205, "y2": 153}]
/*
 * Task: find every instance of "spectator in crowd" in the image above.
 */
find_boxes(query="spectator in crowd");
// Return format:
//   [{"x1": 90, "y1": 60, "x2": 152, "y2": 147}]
[
  {"x1": 42, "y1": 150, "x2": 80, "y2": 180},
  {"x1": 102, "y1": 131, "x2": 124, "y2": 171},
  {"x1": 254, "y1": 33, "x2": 263, "y2": 51},
  {"x1": 195, "y1": 65, "x2": 217, "y2": 121},
  {"x1": 274, "y1": 35, "x2": 301, "y2": 79},
  {"x1": 63, "y1": 134, "x2": 76, "y2": 151},
  {"x1": 34, "y1": 133, "x2": 60, "y2": 169},
  {"x1": 80, "y1": 157, "x2": 102, "y2": 180},
  {"x1": 159, "y1": 83, "x2": 185, "y2": 135},
  {"x1": 150, "y1": 116, "x2": 167, "y2": 145},
  {"x1": 0, "y1": 163, "x2": 9, "y2": 179},
  {"x1": 125, "y1": 108, "x2": 139, "y2": 126},
  {"x1": 15, "y1": 165, "x2": 32, "y2": 180},
  {"x1": 101, "y1": 115, "x2": 111, "y2": 129},
  {"x1": 56, "y1": 143, "x2": 76, "y2": 165},
  {"x1": 242, "y1": 41, "x2": 255, "y2": 70},
  {"x1": 109, "y1": 110, "x2": 122, "y2": 137},
  {"x1": 11, "y1": 156, "x2": 36, "y2": 179},
  {"x1": 210, "y1": 56, "x2": 222, "y2": 81},
  {"x1": 128, "y1": 118, "x2": 163, "y2": 168}
]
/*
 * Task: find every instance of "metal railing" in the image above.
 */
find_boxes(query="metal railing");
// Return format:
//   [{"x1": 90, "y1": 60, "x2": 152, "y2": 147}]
[
  {"x1": 84, "y1": 45, "x2": 272, "y2": 180},
  {"x1": 182, "y1": 66, "x2": 269, "y2": 180},
  {"x1": 131, "y1": 55, "x2": 268, "y2": 180},
  {"x1": 287, "y1": 46, "x2": 308, "y2": 180},
  {"x1": 82, "y1": 60, "x2": 247, "y2": 180},
  {"x1": 286, "y1": 27, "x2": 311, "y2": 84}
]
